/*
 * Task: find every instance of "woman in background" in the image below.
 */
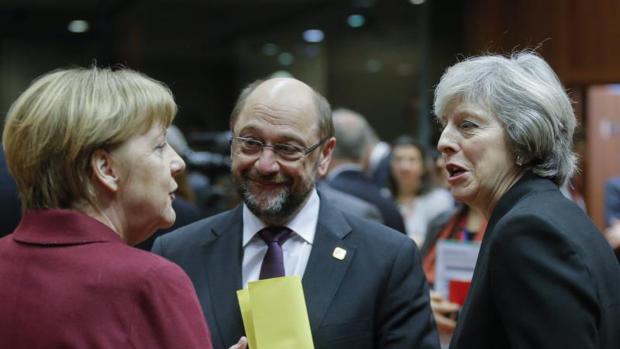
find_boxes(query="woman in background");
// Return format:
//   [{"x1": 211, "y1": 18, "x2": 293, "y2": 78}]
[
  {"x1": 388, "y1": 135, "x2": 454, "y2": 245},
  {"x1": 421, "y1": 203, "x2": 486, "y2": 286},
  {"x1": 435, "y1": 51, "x2": 620, "y2": 349},
  {"x1": 0, "y1": 67, "x2": 245, "y2": 349}
]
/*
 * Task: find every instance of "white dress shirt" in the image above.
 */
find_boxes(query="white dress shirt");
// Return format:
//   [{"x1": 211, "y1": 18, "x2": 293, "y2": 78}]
[{"x1": 241, "y1": 189, "x2": 319, "y2": 288}]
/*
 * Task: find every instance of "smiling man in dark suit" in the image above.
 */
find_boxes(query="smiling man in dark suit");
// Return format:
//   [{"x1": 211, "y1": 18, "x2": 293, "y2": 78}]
[{"x1": 152, "y1": 77, "x2": 439, "y2": 349}]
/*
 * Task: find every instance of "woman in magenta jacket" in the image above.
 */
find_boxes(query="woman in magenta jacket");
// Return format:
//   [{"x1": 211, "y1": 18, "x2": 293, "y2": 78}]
[{"x1": 0, "y1": 67, "x2": 245, "y2": 349}]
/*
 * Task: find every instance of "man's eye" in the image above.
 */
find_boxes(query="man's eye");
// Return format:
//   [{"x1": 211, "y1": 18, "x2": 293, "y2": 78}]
[
  {"x1": 275, "y1": 144, "x2": 300, "y2": 155},
  {"x1": 155, "y1": 142, "x2": 167, "y2": 150},
  {"x1": 243, "y1": 139, "x2": 263, "y2": 148}
]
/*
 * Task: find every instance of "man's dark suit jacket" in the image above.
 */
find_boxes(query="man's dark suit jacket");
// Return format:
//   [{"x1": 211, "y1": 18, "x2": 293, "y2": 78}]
[
  {"x1": 370, "y1": 150, "x2": 391, "y2": 189},
  {"x1": 450, "y1": 172, "x2": 620, "y2": 349},
  {"x1": 327, "y1": 169, "x2": 406, "y2": 233},
  {"x1": 152, "y1": 197, "x2": 440, "y2": 349},
  {"x1": 316, "y1": 180, "x2": 383, "y2": 223}
]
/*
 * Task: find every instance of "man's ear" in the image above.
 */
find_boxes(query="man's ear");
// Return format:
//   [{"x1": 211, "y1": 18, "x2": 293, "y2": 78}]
[
  {"x1": 91, "y1": 149, "x2": 120, "y2": 193},
  {"x1": 317, "y1": 137, "x2": 336, "y2": 177}
]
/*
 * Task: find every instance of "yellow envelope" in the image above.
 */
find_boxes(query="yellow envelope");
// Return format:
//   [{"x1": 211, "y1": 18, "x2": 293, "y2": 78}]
[
  {"x1": 237, "y1": 276, "x2": 314, "y2": 349},
  {"x1": 236, "y1": 288, "x2": 257, "y2": 349}
]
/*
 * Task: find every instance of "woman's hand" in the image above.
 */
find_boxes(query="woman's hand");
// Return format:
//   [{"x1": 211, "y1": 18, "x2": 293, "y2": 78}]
[
  {"x1": 605, "y1": 221, "x2": 620, "y2": 251},
  {"x1": 430, "y1": 291, "x2": 460, "y2": 333}
]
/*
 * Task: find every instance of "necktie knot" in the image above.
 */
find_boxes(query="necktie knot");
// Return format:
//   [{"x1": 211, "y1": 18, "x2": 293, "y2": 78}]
[
  {"x1": 257, "y1": 226, "x2": 292, "y2": 279},
  {"x1": 258, "y1": 226, "x2": 292, "y2": 245}
]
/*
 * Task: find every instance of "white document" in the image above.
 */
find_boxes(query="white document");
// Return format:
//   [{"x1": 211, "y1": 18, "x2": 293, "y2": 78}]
[{"x1": 434, "y1": 240, "x2": 481, "y2": 299}]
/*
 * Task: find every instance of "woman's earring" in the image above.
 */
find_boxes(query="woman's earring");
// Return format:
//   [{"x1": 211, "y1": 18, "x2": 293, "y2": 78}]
[{"x1": 516, "y1": 155, "x2": 523, "y2": 166}]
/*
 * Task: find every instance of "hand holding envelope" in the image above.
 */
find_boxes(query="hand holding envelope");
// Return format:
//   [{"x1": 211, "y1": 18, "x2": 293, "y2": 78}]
[
  {"x1": 228, "y1": 337, "x2": 248, "y2": 349},
  {"x1": 237, "y1": 276, "x2": 314, "y2": 349}
]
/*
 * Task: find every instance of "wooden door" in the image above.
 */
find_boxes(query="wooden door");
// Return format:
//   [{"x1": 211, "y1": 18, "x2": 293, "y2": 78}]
[{"x1": 585, "y1": 85, "x2": 620, "y2": 230}]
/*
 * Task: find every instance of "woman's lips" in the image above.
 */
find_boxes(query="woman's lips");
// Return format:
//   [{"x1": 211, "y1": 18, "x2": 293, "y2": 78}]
[{"x1": 445, "y1": 163, "x2": 468, "y2": 182}]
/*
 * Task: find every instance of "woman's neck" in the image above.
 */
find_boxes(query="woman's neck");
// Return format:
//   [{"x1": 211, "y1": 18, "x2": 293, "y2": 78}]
[
  {"x1": 465, "y1": 208, "x2": 485, "y2": 232},
  {"x1": 397, "y1": 192, "x2": 416, "y2": 205},
  {"x1": 73, "y1": 201, "x2": 125, "y2": 241},
  {"x1": 397, "y1": 183, "x2": 420, "y2": 202}
]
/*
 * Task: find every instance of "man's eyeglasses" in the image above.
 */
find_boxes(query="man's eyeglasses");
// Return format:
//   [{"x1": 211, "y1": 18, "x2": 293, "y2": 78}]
[{"x1": 230, "y1": 136, "x2": 326, "y2": 162}]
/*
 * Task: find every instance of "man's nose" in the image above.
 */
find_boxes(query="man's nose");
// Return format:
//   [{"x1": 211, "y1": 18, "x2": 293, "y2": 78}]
[{"x1": 254, "y1": 147, "x2": 280, "y2": 174}]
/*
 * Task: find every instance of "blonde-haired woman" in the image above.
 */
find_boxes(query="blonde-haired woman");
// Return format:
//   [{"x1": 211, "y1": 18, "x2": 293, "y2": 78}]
[{"x1": 0, "y1": 67, "x2": 245, "y2": 349}]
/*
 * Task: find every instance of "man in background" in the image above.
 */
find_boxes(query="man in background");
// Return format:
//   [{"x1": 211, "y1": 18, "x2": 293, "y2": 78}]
[
  {"x1": 604, "y1": 177, "x2": 620, "y2": 260},
  {"x1": 326, "y1": 108, "x2": 406, "y2": 234}
]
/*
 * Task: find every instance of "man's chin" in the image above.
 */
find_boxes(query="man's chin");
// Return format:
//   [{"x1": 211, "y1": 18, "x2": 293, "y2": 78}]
[{"x1": 245, "y1": 197, "x2": 284, "y2": 216}]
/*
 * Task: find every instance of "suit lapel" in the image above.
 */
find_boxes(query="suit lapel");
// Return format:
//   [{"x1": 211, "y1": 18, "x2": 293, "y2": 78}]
[
  {"x1": 302, "y1": 199, "x2": 356, "y2": 334},
  {"x1": 203, "y1": 206, "x2": 245, "y2": 348}
]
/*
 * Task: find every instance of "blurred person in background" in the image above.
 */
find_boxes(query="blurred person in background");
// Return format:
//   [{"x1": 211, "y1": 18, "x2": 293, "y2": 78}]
[
  {"x1": 422, "y1": 203, "x2": 486, "y2": 338},
  {"x1": 362, "y1": 119, "x2": 392, "y2": 190},
  {"x1": 0, "y1": 66, "x2": 247, "y2": 349},
  {"x1": 388, "y1": 135, "x2": 454, "y2": 245},
  {"x1": 421, "y1": 203, "x2": 486, "y2": 286},
  {"x1": 604, "y1": 176, "x2": 620, "y2": 260},
  {"x1": 0, "y1": 150, "x2": 20, "y2": 237},
  {"x1": 315, "y1": 179, "x2": 383, "y2": 223},
  {"x1": 435, "y1": 51, "x2": 620, "y2": 349},
  {"x1": 327, "y1": 108, "x2": 406, "y2": 233},
  {"x1": 163, "y1": 125, "x2": 235, "y2": 217}
]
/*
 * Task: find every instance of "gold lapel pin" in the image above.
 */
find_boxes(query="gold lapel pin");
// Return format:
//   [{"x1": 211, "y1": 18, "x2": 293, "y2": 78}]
[{"x1": 332, "y1": 247, "x2": 347, "y2": 260}]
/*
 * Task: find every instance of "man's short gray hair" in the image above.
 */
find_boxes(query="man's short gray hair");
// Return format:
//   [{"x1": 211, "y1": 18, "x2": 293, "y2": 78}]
[
  {"x1": 331, "y1": 108, "x2": 373, "y2": 162},
  {"x1": 434, "y1": 51, "x2": 577, "y2": 185}
]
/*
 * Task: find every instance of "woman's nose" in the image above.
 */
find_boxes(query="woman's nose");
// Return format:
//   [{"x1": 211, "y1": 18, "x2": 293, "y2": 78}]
[
  {"x1": 437, "y1": 127, "x2": 457, "y2": 155},
  {"x1": 170, "y1": 148, "x2": 186, "y2": 176}
]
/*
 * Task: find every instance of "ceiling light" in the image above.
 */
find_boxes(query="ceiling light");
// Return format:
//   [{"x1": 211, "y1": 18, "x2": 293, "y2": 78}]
[
  {"x1": 302, "y1": 29, "x2": 324, "y2": 43},
  {"x1": 261, "y1": 43, "x2": 279, "y2": 56},
  {"x1": 68, "y1": 20, "x2": 89, "y2": 33},
  {"x1": 347, "y1": 14, "x2": 365, "y2": 28},
  {"x1": 366, "y1": 59, "x2": 383, "y2": 73},
  {"x1": 270, "y1": 70, "x2": 293, "y2": 78},
  {"x1": 278, "y1": 52, "x2": 295, "y2": 66},
  {"x1": 409, "y1": 0, "x2": 426, "y2": 5}
]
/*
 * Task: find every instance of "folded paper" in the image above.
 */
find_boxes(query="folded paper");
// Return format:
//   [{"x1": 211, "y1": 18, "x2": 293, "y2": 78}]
[{"x1": 237, "y1": 276, "x2": 314, "y2": 349}]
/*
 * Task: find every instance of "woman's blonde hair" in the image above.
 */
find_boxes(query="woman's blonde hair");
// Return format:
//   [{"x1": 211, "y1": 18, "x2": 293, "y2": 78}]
[{"x1": 3, "y1": 66, "x2": 177, "y2": 210}]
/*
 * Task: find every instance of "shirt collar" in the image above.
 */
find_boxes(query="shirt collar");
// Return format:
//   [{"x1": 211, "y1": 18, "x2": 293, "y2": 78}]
[
  {"x1": 242, "y1": 188, "x2": 319, "y2": 246},
  {"x1": 369, "y1": 141, "x2": 390, "y2": 171}
]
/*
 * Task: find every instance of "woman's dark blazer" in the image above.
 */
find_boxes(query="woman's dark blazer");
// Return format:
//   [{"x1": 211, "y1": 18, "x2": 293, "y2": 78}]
[{"x1": 450, "y1": 172, "x2": 620, "y2": 349}]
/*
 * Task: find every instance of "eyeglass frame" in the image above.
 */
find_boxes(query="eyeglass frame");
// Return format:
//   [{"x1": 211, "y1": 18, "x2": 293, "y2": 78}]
[{"x1": 230, "y1": 135, "x2": 327, "y2": 162}]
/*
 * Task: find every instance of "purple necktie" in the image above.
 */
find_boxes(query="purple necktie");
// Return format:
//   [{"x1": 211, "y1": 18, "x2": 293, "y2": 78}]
[{"x1": 258, "y1": 226, "x2": 293, "y2": 279}]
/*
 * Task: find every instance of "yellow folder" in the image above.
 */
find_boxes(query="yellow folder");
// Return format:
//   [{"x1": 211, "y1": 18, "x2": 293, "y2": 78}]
[{"x1": 237, "y1": 276, "x2": 314, "y2": 349}]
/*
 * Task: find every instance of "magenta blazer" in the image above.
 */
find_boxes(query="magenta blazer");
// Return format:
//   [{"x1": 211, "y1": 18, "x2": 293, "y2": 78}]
[{"x1": 0, "y1": 209, "x2": 213, "y2": 349}]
